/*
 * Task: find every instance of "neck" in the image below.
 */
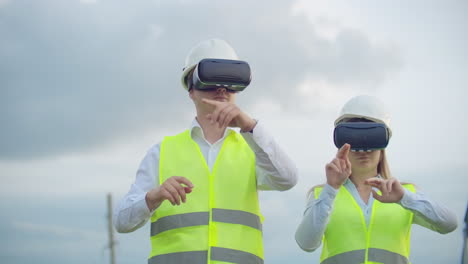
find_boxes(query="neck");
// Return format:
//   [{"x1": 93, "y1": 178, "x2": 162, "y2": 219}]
[
  {"x1": 196, "y1": 115, "x2": 226, "y2": 144},
  {"x1": 349, "y1": 169, "x2": 378, "y2": 204},
  {"x1": 349, "y1": 169, "x2": 378, "y2": 189}
]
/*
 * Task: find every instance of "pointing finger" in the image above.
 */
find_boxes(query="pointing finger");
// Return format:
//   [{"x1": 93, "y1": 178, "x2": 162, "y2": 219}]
[
  {"x1": 336, "y1": 144, "x2": 350, "y2": 159},
  {"x1": 201, "y1": 98, "x2": 219, "y2": 106}
]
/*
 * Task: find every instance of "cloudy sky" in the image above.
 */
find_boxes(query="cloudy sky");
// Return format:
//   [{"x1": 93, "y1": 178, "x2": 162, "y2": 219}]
[{"x1": 1, "y1": 0, "x2": 467, "y2": 263}]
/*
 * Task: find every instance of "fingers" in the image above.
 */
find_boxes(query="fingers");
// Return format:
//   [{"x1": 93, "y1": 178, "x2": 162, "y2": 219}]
[
  {"x1": 336, "y1": 143, "x2": 350, "y2": 159},
  {"x1": 219, "y1": 104, "x2": 239, "y2": 128},
  {"x1": 164, "y1": 183, "x2": 182, "y2": 205},
  {"x1": 380, "y1": 179, "x2": 389, "y2": 197},
  {"x1": 345, "y1": 158, "x2": 352, "y2": 175},
  {"x1": 325, "y1": 156, "x2": 351, "y2": 189},
  {"x1": 326, "y1": 162, "x2": 341, "y2": 173},
  {"x1": 331, "y1": 158, "x2": 342, "y2": 171},
  {"x1": 327, "y1": 156, "x2": 353, "y2": 176},
  {"x1": 325, "y1": 162, "x2": 343, "y2": 189},
  {"x1": 161, "y1": 176, "x2": 194, "y2": 206},
  {"x1": 366, "y1": 178, "x2": 390, "y2": 197},
  {"x1": 340, "y1": 159, "x2": 350, "y2": 174},
  {"x1": 386, "y1": 178, "x2": 394, "y2": 193},
  {"x1": 366, "y1": 177, "x2": 404, "y2": 203},
  {"x1": 172, "y1": 176, "x2": 194, "y2": 188},
  {"x1": 207, "y1": 103, "x2": 223, "y2": 125},
  {"x1": 330, "y1": 152, "x2": 351, "y2": 176},
  {"x1": 371, "y1": 189, "x2": 383, "y2": 202},
  {"x1": 367, "y1": 178, "x2": 399, "y2": 204},
  {"x1": 201, "y1": 98, "x2": 219, "y2": 106},
  {"x1": 203, "y1": 99, "x2": 242, "y2": 128},
  {"x1": 172, "y1": 176, "x2": 195, "y2": 204},
  {"x1": 365, "y1": 177, "x2": 383, "y2": 187},
  {"x1": 213, "y1": 105, "x2": 240, "y2": 128}
]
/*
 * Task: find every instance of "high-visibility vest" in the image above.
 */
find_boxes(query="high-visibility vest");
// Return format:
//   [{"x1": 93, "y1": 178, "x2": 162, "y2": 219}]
[
  {"x1": 148, "y1": 130, "x2": 263, "y2": 264},
  {"x1": 314, "y1": 183, "x2": 415, "y2": 264}
]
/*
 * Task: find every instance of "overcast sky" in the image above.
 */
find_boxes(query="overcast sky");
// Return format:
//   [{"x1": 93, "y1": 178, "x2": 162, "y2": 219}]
[{"x1": 1, "y1": 0, "x2": 467, "y2": 263}]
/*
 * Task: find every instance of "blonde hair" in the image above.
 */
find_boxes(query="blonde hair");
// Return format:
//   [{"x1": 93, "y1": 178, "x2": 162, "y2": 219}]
[
  {"x1": 306, "y1": 184, "x2": 324, "y2": 200},
  {"x1": 378, "y1": 149, "x2": 391, "y2": 179}
]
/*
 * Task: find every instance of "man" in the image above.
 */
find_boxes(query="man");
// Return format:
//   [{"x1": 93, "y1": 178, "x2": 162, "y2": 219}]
[{"x1": 114, "y1": 38, "x2": 297, "y2": 264}]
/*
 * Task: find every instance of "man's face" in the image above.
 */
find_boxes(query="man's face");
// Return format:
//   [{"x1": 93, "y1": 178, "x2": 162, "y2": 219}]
[{"x1": 189, "y1": 87, "x2": 237, "y2": 110}]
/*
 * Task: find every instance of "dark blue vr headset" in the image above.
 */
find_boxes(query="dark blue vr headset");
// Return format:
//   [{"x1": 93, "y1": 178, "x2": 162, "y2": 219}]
[
  {"x1": 191, "y1": 58, "x2": 251, "y2": 92},
  {"x1": 334, "y1": 122, "x2": 389, "y2": 151}
]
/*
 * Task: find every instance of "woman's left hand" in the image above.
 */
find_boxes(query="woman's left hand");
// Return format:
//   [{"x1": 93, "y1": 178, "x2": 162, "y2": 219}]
[{"x1": 365, "y1": 177, "x2": 405, "y2": 203}]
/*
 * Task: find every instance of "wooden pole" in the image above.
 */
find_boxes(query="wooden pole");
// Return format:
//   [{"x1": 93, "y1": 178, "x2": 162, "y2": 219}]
[{"x1": 107, "y1": 193, "x2": 116, "y2": 264}]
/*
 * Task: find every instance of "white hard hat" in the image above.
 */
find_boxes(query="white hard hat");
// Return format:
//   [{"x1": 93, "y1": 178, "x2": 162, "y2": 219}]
[
  {"x1": 335, "y1": 95, "x2": 392, "y2": 137},
  {"x1": 181, "y1": 38, "x2": 239, "y2": 91}
]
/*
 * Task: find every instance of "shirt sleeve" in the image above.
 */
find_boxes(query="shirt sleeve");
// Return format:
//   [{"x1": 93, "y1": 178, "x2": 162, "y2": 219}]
[
  {"x1": 295, "y1": 184, "x2": 338, "y2": 252},
  {"x1": 113, "y1": 143, "x2": 161, "y2": 233},
  {"x1": 399, "y1": 188, "x2": 458, "y2": 234},
  {"x1": 241, "y1": 120, "x2": 298, "y2": 191}
]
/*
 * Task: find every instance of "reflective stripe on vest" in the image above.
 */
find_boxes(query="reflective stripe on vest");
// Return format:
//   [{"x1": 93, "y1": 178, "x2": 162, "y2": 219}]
[
  {"x1": 150, "y1": 209, "x2": 262, "y2": 236},
  {"x1": 320, "y1": 249, "x2": 365, "y2": 264},
  {"x1": 148, "y1": 247, "x2": 264, "y2": 264},
  {"x1": 150, "y1": 212, "x2": 209, "y2": 236},
  {"x1": 148, "y1": 250, "x2": 207, "y2": 264},
  {"x1": 368, "y1": 248, "x2": 409, "y2": 264},
  {"x1": 212, "y1": 208, "x2": 262, "y2": 231},
  {"x1": 211, "y1": 247, "x2": 263, "y2": 264},
  {"x1": 320, "y1": 248, "x2": 409, "y2": 264}
]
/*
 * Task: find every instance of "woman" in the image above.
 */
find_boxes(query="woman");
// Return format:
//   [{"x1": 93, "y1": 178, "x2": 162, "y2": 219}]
[{"x1": 295, "y1": 95, "x2": 458, "y2": 264}]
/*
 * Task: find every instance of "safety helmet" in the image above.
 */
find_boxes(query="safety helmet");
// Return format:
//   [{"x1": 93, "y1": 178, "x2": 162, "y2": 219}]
[
  {"x1": 334, "y1": 95, "x2": 392, "y2": 137},
  {"x1": 181, "y1": 38, "x2": 239, "y2": 91}
]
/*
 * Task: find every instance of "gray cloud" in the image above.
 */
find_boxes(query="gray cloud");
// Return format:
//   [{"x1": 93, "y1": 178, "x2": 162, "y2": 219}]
[{"x1": 0, "y1": 0, "x2": 402, "y2": 159}]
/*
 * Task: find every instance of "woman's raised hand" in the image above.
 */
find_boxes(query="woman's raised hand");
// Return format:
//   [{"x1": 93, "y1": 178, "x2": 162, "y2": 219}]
[
  {"x1": 326, "y1": 144, "x2": 352, "y2": 189},
  {"x1": 365, "y1": 177, "x2": 405, "y2": 203}
]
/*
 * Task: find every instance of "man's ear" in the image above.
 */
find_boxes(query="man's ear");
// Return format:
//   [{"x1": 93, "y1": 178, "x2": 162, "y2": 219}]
[{"x1": 188, "y1": 88, "x2": 194, "y2": 100}]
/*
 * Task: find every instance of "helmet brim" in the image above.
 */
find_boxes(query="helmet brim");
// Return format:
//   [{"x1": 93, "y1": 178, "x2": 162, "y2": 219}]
[
  {"x1": 335, "y1": 114, "x2": 392, "y2": 138},
  {"x1": 181, "y1": 64, "x2": 197, "y2": 91}
]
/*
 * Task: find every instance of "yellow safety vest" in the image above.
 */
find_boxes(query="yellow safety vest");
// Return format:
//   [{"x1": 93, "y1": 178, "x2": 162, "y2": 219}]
[
  {"x1": 149, "y1": 130, "x2": 263, "y2": 264},
  {"x1": 314, "y1": 184, "x2": 415, "y2": 264}
]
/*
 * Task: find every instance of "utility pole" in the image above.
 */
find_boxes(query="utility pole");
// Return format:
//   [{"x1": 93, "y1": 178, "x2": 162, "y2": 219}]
[
  {"x1": 462, "y1": 202, "x2": 468, "y2": 264},
  {"x1": 107, "y1": 193, "x2": 116, "y2": 264}
]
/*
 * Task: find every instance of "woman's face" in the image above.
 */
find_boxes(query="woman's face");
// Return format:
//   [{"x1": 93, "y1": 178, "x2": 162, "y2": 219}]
[{"x1": 348, "y1": 149, "x2": 382, "y2": 173}]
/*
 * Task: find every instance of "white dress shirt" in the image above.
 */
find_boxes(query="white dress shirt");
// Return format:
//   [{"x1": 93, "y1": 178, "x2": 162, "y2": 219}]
[
  {"x1": 114, "y1": 119, "x2": 298, "y2": 233},
  {"x1": 295, "y1": 178, "x2": 458, "y2": 252}
]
